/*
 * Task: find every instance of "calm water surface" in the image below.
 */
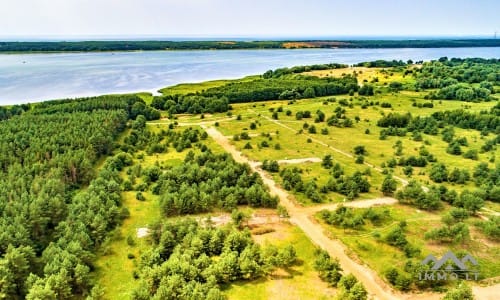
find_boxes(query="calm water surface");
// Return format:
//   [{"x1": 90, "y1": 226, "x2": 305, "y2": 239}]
[{"x1": 1, "y1": 47, "x2": 499, "y2": 104}]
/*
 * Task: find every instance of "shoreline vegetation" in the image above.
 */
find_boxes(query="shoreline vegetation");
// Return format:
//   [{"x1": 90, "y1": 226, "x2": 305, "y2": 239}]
[{"x1": 1, "y1": 39, "x2": 500, "y2": 52}]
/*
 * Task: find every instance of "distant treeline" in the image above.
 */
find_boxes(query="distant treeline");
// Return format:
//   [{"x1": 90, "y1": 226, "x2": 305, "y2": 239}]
[
  {"x1": 152, "y1": 75, "x2": 359, "y2": 112},
  {"x1": 1, "y1": 39, "x2": 500, "y2": 52}
]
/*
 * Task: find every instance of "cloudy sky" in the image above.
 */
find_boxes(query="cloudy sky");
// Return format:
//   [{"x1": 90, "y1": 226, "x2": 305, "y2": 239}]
[{"x1": 1, "y1": 0, "x2": 498, "y2": 38}]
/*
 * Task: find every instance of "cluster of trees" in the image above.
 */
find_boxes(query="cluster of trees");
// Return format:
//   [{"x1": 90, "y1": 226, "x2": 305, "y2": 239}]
[
  {"x1": 279, "y1": 167, "x2": 323, "y2": 202},
  {"x1": 413, "y1": 58, "x2": 498, "y2": 101},
  {"x1": 314, "y1": 249, "x2": 367, "y2": 300},
  {"x1": 395, "y1": 181, "x2": 442, "y2": 210},
  {"x1": 122, "y1": 122, "x2": 204, "y2": 154},
  {"x1": 153, "y1": 151, "x2": 278, "y2": 216},
  {"x1": 324, "y1": 171, "x2": 371, "y2": 200},
  {"x1": 431, "y1": 104, "x2": 500, "y2": 135},
  {"x1": 379, "y1": 103, "x2": 500, "y2": 137},
  {"x1": 0, "y1": 104, "x2": 28, "y2": 121},
  {"x1": 280, "y1": 162, "x2": 371, "y2": 202},
  {"x1": 415, "y1": 58, "x2": 499, "y2": 88},
  {"x1": 319, "y1": 206, "x2": 391, "y2": 230},
  {"x1": 384, "y1": 223, "x2": 420, "y2": 258},
  {"x1": 198, "y1": 75, "x2": 359, "y2": 103},
  {"x1": 428, "y1": 83, "x2": 491, "y2": 101},
  {"x1": 262, "y1": 63, "x2": 347, "y2": 78},
  {"x1": 31, "y1": 95, "x2": 161, "y2": 120},
  {"x1": 151, "y1": 94, "x2": 230, "y2": 114},
  {"x1": 0, "y1": 110, "x2": 131, "y2": 297},
  {"x1": 377, "y1": 112, "x2": 412, "y2": 128},
  {"x1": 132, "y1": 219, "x2": 297, "y2": 299},
  {"x1": 443, "y1": 282, "x2": 474, "y2": 300},
  {"x1": 425, "y1": 219, "x2": 470, "y2": 244},
  {"x1": 326, "y1": 106, "x2": 354, "y2": 128},
  {"x1": 475, "y1": 216, "x2": 500, "y2": 241},
  {"x1": 396, "y1": 180, "x2": 485, "y2": 214},
  {"x1": 261, "y1": 160, "x2": 280, "y2": 172},
  {"x1": 481, "y1": 134, "x2": 500, "y2": 152},
  {"x1": 471, "y1": 162, "x2": 500, "y2": 202},
  {"x1": 279, "y1": 167, "x2": 305, "y2": 191},
  {"x1": 358, "y1": 84, "x2": 374, "y2": 96},
  {"x1": 355, "y1": 59, "x2": 407, "y2": 68},
  {"x1": 428, "y1": 163, "x2": 471, "y2": 184}
]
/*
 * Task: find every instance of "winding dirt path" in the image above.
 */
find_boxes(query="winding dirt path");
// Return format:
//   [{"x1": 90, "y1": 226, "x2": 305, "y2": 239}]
[
  {"x1": 305, "y1": 197, "x2": 398, "y2": 214},
  {"x1": 203, "y1": 125, "x2": 404, "y2": 300},
  {"x1": 253, "y1": 157, "x2": 322, "y2": 167}
]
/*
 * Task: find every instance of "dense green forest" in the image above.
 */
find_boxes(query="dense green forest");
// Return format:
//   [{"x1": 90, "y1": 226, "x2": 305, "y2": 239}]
[
  {"x1": 157, "y1": 151, "x2": 278, "y2": 216},
  {"x1": 0, "y1": 95, "x2": 160, "y2": 298},
  {"x1": 131, "y1": 219, "x2": 297, "y2": 299},
  {"x1": 1, "y1": 39, "x2": 499, "y2": 52}
]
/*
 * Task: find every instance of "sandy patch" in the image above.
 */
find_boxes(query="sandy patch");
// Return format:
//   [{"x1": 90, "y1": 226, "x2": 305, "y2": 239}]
[{"x1": 137, "y1": 227, "x2": 150, "y2": 238}]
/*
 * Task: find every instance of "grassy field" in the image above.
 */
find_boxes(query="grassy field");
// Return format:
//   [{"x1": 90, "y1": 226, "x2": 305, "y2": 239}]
[
  {"x1": 315, "y1": 204, "x2": 500, "y2": 283},
  {"x1": 172, "y1": 66, "x2": 498, "y2": 197},
  {"x1": 159, "y1": 75, "x2": 260, "y2": 95}
]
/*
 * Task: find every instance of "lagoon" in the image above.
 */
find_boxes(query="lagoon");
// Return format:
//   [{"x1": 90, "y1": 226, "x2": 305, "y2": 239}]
[{"x1": 1, "y1": 47, "x2": 499, "y2": 104}]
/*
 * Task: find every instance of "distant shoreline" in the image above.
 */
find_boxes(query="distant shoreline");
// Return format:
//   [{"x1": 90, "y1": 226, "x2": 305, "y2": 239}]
[{"x1": 1, "y1": 39, "x2": 500, "y2": 53}]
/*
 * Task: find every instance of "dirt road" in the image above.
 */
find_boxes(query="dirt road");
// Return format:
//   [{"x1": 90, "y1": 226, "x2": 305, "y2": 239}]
[
  {"x1": 305, "y1": 197, "x2": 399, "y2": 214},
  {"x1": 204, "y1": 125, "x2": 499, "y2": 299},
  {"x1": 203, "y1": 125, "x2": 403, "y2": 300},
  {"x1": 253, "y1": 157, "x2": 322, "y2": 167}
]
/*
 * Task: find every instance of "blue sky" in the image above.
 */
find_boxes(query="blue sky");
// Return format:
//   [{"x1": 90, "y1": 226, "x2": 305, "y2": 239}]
[{"x1": 1, "y1": 0, "x2": 499, "y2": 38}]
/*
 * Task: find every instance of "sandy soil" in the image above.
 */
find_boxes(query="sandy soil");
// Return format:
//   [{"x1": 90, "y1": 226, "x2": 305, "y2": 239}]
[{"x1": 136, "y1": 227, "x2": 150, "y2": 238}]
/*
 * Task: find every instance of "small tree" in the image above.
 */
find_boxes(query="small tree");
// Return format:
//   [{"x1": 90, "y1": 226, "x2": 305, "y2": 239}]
[
  {"x1": 353, "y1": 145, "x2": 367, "y2": 155},
  {"x1": 381, "y1": 174, "x2": 397, "y2": 196},
  {"x1": 308, "y1": 125, "x2": 317, "y2": 134},
  {"x1": 277, "y1": 205, "x2": 289, "y2": 219},
  {"x1": 231, "y1": 209, "x2": 251, "y2": 229},
  {"x1": 322, "y1": 154, "x2": 334, "y2": 169},
  {"x1": 303, "y1": 87, "x2": 316, "y2": 98},
  {"x1": 443, "y1": 282, "x2": 474, "y2": 300},
  {"x1": 136, "y1": 192, "x2": 145, "y2": 201}
]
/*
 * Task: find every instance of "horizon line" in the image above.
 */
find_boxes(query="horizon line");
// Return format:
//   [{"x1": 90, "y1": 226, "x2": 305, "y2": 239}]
[{"x1": 0, "y1": 34, "x2": 497, "y2": 42}]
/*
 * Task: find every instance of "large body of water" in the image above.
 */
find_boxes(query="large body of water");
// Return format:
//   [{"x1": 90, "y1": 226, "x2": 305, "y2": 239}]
[{"x1": 1, "y1": 47, "x2": 499, "y2": 104}]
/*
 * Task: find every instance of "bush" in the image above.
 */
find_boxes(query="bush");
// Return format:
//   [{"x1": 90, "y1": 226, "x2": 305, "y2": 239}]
[
  {"x1": 136, "y1": 192, "x2": 146, "y2": 201},
  {"x1": 308, "y1": 125, "x2": 317, "y2": 134},
  {"x1": 353, "y1": 145, "x2": 367, "y2": 155}
]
